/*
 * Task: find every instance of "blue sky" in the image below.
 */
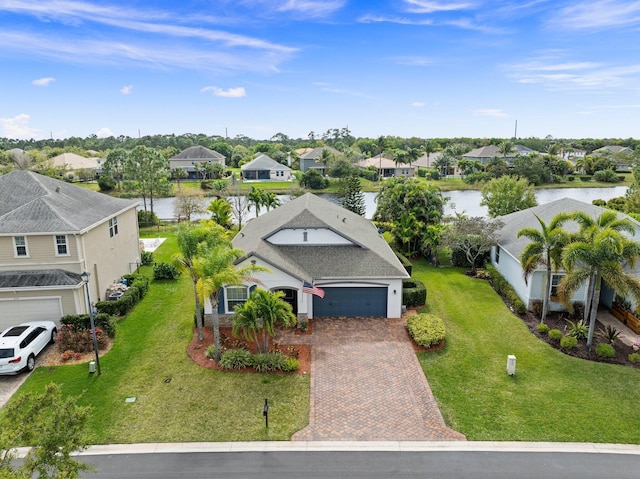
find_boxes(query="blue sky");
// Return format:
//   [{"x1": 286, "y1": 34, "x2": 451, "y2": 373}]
[{"x1": 1, "y1": 0, "x2": 639, "y2": 141}]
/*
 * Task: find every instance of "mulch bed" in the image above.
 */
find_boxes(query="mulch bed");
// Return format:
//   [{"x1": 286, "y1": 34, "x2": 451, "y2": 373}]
[
  {"x1": 521, "y1": 310, "x2": 639, "y2": 368},
  {"x1": 187, "y1": 326, "x2": 311, "y2": 374}
]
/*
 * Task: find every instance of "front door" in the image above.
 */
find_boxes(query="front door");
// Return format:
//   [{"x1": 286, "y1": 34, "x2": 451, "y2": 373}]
[{"x1": 274, "y1": 288, "x2": 298, "y2": 314}]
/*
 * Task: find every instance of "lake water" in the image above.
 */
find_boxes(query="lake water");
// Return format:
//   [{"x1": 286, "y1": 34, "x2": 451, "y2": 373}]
[{"x1": 138, "y1": 186, "x2": 629, "y2": 222}]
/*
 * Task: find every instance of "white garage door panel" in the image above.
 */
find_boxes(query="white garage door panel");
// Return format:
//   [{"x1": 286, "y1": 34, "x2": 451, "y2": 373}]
[{"x1": 0, "y1": 298, "x2": 62, "y2": 332}]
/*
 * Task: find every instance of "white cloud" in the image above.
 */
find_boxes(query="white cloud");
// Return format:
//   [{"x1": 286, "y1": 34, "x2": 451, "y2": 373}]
[
  {"x1": 120, "y1": 85, "x2": 133, "y2": 94},
  {"x1": 0, "y1": 113, "x2": 39, "y2": 139},
  {"x1": 395, "y1": 56, "x2": 433, "y2": 66},
  {"x1": 411, "y1": 102, "x2": 426, "y2": 107},
  {"x1": 244, "y1": 0, "x2": 346, "y2": 18},
  {"x1": 473, "y1": 109, "x2": 510, "y2": 117},
  {"x1": 96, "y1": 127, "x2": 114, "y2": 137},
  {"x1": 200, "y1": 86, "x2": 247, "y2": 97},
  {"x1": 552, "y1": 1, "x2": 640, "y2": 30},
  {"x1": 31, "y1": 77, "x2": 55, "y2": 86},
  {"x1": 403, "y1": 0, "x2": 478, "y2": 14}
]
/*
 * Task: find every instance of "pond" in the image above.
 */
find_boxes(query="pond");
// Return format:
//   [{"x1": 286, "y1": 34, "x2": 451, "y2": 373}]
[{"x1": 137, "y1": 186, "x2": 629, "y2": 222}]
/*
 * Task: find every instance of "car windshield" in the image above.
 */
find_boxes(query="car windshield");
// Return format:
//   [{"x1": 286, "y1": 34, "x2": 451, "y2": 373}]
[
  {"x1": 0, "y1": 348, "x2": 15, "y2": 359},
  {"x1": 3, "y1": 326, "x2": 29, "y2": 337}
]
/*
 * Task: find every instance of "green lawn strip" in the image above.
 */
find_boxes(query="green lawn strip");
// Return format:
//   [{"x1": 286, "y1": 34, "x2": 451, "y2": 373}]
[
  {"x1": 13, "y1": 235, "x2": 309, "y2": 443},
  {"x1": 414, "y1": 260, "x2": 640, "y2": 443}
]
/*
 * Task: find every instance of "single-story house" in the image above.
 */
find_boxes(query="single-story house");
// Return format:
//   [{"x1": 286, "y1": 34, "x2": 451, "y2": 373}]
[
  {"x1": 0, "y1": 171, "x2": 140, "y2": 331},
  {"x1": 241, "y1": 154, "x2": 292, "y2": 181},
  {"x1": 463, "y1": 144, "x2": 538, "y2": 166},
  {"x1": 358, "y1": 155, "x2": 415, "y2": 178},
  {"x1": 168, "y1": 146, "x2": 226, "y2": 179},
  {"x1": 491, "y1": 198, "x2": 640, "y2": 314},
  {"x1": 591, "y1": 145, "x2": 634, "y2": 172},
  {"x1": 50, "y1": 152, "x2": 100, "y2": 172},
  {"x1": 206, "y1": 193, "x2": 409, "y2": 321}
]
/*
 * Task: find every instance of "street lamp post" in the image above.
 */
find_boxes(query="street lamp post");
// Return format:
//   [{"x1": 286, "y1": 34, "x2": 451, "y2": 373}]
[{"x1": 80, "y1": 271, "x2": 101, "y2": 375}]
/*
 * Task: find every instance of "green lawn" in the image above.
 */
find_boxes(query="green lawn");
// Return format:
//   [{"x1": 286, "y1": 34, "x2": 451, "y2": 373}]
[
  {"x1": 414, "y1": 260, "x2": 640, "y2": 443},
  {"x1": 12, "y1": 235, "x2": 309, "y2": 444}
]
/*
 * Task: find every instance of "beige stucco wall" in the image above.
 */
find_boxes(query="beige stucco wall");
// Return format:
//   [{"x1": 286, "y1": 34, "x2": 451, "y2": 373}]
[
  {"x1": 0, "y1": 234, "x2": 80, "y2": 271},
  {"x1": 0, "y1": 288, "x2": 80, "y2": 317}
]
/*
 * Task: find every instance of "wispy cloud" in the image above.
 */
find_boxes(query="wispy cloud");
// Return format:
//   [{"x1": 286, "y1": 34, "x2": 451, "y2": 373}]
[
  {"x1": 0, "y1": 113, "x2": 39, "y2": 139},
  {"x1": 31, "y1": 77, "x2": 55, "y2": 86},
  {"x1": 473, "y1": 109, "x2": 510, "y2": 117},
  {"x1": 394, "y1": 56, "x2": 434, "y2": 66},
  {"x1": 0, "y1": 1, "x2": 297, "y2": 73},
  {"x1": 120, "y1": 85, "x2": 133, "y2": 94},
  {"x1": 312, "y1": 82, "x2": 374, "y2": 99},
  {"x1": 411, "y1": 101, "x2": 426, "y2": 107},
  {"x1": 509, "y1": 56, "x2": 640, "y2": 91},
  {"x1": 403, "y1": 0, "x2": 478, "y2": 14},
  {"x1": 358, "y1": 14, "x2": 434, "y2": 25},
  {"x1": 240, "y1": 0, "x2": 346, "y2": 18},
  {"x1": 201, "y1": 86, "x2": 247, "y2": 98},
  {"x1": 551, "y1": 1, "x2": 640, "y2": 30},
  {"x1": 96, "y1": 127, "x2": 114, "y2": 137}
]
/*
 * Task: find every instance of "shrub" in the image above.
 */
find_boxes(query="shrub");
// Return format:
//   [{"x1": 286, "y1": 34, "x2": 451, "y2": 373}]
[
  {"x1": 299, "y1": 169, "x2": 329, "y2": 189},
  {"x1": 548, "y1": 329, "x2": 563, "y2": 341},
  {"x1": 536, "y1": 323, "x2": 550, "y2": 334},
  {"x1": 220, "y1": 349, "x2": 253, "y2": 369},
  {"x1": 407, "y1": 313, "x2": 446, "y2": 348},
  {"x1": 141, "y1": 251, "x2": 154, "y2": 265},
  {"x1": 566, "y1": 319, "x2": 588, "y2": 341},
  {"x1": 485, "y1": 264, "x2": 527, "y2": 314},
  {"x1": 395, "y1": 251, "x2": 412, "y2": 275},
  {"x1": 580, "y1": 176, "x2": 592, "y2": 182},
  {"x1": 593, "y1": 169, "x2": 621, "y2": 183},
  {"x1": 560, "y1": 335, "x2": 578, "y2": 350},
  {"x1": 530, "y1": 300, "x2": 543, "y2": 317},
  {"x1": 138, "y1": 210, "x2": 159, "y2": 227},
  {"x1": 628, "y1": 352, "x2": 640, "y2": 363},
  {"x1": 153, "y1": 262, "x2": 181, "y2": 280},
  {"x1": 59, "y1": 313, "x2": 116, "y2": 337},
  {"x1": 95, "y1": 276, "x2": 149, "y2": 316},
  {"x1": 97, "y1": 174, "x2": 116, "y2": 191},
  {"x1": 597, "y1": 325, "x2": 621, "y2": 344},
  {"x1": 595, "y1": 343, "x2": 615, "y2": 358},
  {"x1": 282, "y1": 356, "x2": 300, "y2": 372},
  {"x1": 57, "y1": 324, "x2": 108, "y2": 353},
  {"x1": 402, "y1": 279, "x2": 426, "y2": 308},
  {"x1": 567, "y1": 175, "x2": 575, "y2": 182},
  {"x1": 463, "y1": 171, "x2": 492, "y2": 184},
  {"x1": 252, "y1": 352, "x2": 287, "y2": 372}
]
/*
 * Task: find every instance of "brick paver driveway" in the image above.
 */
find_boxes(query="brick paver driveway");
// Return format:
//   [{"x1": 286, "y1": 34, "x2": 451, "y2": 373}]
[{"x1": 279, "y1": 317, "x2": 465, "y2": 441}]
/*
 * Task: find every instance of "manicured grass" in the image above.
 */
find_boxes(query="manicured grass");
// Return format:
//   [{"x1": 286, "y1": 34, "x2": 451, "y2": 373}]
[
  {"x1": 413, "y1": 260, "x2": 640, "y2": 443},
  {"x1": 12, "y1": 235, "x2": 309, "y2": 444}
]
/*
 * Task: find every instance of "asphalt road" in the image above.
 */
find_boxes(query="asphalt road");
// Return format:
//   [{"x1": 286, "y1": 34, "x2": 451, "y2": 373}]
[{"x1": 78, "y1": 451, "x2": 640, "y2": 479}]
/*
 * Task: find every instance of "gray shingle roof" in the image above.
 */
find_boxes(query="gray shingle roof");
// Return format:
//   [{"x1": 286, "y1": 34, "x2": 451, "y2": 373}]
[
  {"x1": 0, "y1": 171, "x2": 138, "y2": 235},
  {"x1": 233, "y1": 193, "x2": 409, "y2": 281},
  {"x1": 241, "y1": 154, "x2": 291, "y2": 171},
  {"x1": 0, "y1": 269, "x2": 82, "y2": 288},
  {"x1": 495, "y1": 197, "x2": 640, "y2": 261},
  {"x1": 170, "y1": 146, "x2": 225, "y2": 160},
  {"x1": 299, "y1": 147, "x2": 340, "y2": 160}
]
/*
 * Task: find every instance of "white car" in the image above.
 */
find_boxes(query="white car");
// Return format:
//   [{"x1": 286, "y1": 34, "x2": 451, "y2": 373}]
[{"x1": 0, "y1": 321, "x2": 57, "y2": 375}]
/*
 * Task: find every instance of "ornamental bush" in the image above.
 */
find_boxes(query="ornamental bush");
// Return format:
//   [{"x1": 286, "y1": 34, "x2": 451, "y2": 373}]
[
  {"x1": 560, "y1": 335, "x2": 578, "y2": 350},
  {"x1": 548, "y1": 329, "x2": 563, "y2": 341},
  {"x1": 251, "y1": 352, "x2": 287, "y2": 372},
  {"x1": 153, "y1": 262, "x2": 181, "y2": 280},
  {"x1": 596, "y1": 343, "x2": 615, "y2": 359},
  {"x1": 219, "y1": 349, "x2": 253, "y2": 369},
  {"x1": 536, "y1": 323, "x2": 550, "y2": 334},
  {"x1": 402, "y1": 278, "x2": 426, "y2": 308},
  {"x1": 95, "y1": 275, "x2": 149, "y2": 316},
  {"x1": 628, "y1": 352, "x2": 640, "y2": 363},
  {"x1": 60, "y1": 313, "x2": 116, "y2": 337},
  {"x1": 407, "y1": 313, "x2": 446, "y2": 348}
]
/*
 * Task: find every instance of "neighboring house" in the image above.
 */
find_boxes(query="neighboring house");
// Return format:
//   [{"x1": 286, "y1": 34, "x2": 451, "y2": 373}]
[
  {"x1": 207, "y1": 193, "x2": 409, "y2": 321},
  {"x1": 413, "y1": 151, "x2": 443, "y2": 169},
  {"x1": 462, "y1": 144, "x2": 537, "y2": 166},
  {"x1": 299, "y1": 147, "x2": 340, "y2": 173},
  {"x1": 592, "y1": 145, "x2": 634, "y2": 172},
  {"x1": 0, "y1": 171, "x2": 140, "y2": 331},
  {"x1": 241, "y1": 154, "x2": 292, "y2": 181},
  {"x1": 50, "y1": 152, "x2": 100, "y2": 172},
  {"x1": 491, "y1": 198, "x2": 640, "y2": 314},
  {"x1": 357, "y1": 155, "x2": 415, "y2": 178},
  {"x1": 168, "y1": 146, "x2": 226, "y2": 179}
]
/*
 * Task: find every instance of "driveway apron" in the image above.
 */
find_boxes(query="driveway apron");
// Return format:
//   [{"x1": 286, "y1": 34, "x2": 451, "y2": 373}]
[{"x1": 283, "y1": 317, "x2": 465, "y2": 441}]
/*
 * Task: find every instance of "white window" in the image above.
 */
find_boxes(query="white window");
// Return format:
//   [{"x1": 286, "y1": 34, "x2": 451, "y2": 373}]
[
  {"x1": 55, "y1": 235, "x2": 69, "y2": 255},
  {"x1": 109, "y1": 217, "x2": 118, "y2": 237},
  {"x1": 14, "y1": 236, "x2": 28, "y2": 257},
  {"x1": 550, "y1": 274, "x2": 563, "y2": 299},
  {"x1": 226, "y1": 286, "x2": 248, "y2": 311}
]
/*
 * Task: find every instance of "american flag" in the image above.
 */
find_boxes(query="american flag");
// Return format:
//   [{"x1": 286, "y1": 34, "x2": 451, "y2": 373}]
[{"x1": 303, "y1": 281, "x2": 325, "y2": 298}]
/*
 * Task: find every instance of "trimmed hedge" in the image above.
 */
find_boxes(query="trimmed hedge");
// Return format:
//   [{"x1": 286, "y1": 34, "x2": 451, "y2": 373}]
[
  {"x1": 395, "y1": 251, "x2": 412, "y2": 275},
  {"x1": 402, "y1": 278, "x2": 427, "y2": 308},
  {"x1": 95, "y1": 275, "x2": 149, "y2": 316},
  {"x1": 407, "y1": 313, "x2": 446, "y2": 348},
  {"x1": 485, "y1": 264, "x2": 527, "y2": 315},
  {"x1": 59, "y1": 313, "x2": 116, "y2": 338}
]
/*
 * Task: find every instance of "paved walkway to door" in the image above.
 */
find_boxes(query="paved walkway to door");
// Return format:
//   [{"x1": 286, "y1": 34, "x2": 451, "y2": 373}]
[{"x1": 277, "y1": 317, "x2": 466, "y2": 441}]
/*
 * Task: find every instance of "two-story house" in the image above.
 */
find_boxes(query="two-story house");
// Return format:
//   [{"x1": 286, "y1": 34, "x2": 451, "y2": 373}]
[{"x1": 0, "y1": 171, "x2": 140, "y2": 331}]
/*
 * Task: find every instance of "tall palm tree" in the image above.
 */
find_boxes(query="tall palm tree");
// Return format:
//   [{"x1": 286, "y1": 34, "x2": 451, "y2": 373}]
[
  {"x1": 207, "y1": 198, "x2": 232, "y2": 229},
  {"x1": 247, "y1": 186, "x2": 265, "y2": 218},
  {"x1": 232, "y1": 298, "x2": 261, "y2": 350},
  {"x1": 253, "y1": 289, "x2": 296, "y2": 353},
  {"x1": 498, "y1": 140, "x2": 516, "y2": 158},
  {"x1": 173, "y1": 225, "x2": 228, "y2": 340},
  {"x1": 558, "y1": 211, "x2": 640, "y2": 350},
  {"x1": 517, "y1": 213, "x2": 571, "y2": 323},
  {"x1": 424, "y1": 140, "x2": 439, "y2": 168},
  {"x1": 262, "y1": 192, "x2": 281, "y2": 212},
  {"x1": 194, "y1": 243, "x2": 268, "y2": 361}
]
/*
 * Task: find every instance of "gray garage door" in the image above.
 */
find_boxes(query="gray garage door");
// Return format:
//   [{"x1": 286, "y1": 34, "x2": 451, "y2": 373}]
[
  {"x1": 0, "y1": 298, "x2": 62, "y2": 333},
  {"x1": 313, "y1": 287, "x2": 387, "y2": 317}
]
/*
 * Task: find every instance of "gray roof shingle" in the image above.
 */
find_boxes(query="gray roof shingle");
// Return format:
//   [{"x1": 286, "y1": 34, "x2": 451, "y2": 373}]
[
  {"x1": 0, "y1": 171, "x2": 138, "y2": 234},
  {"x1": 233, "y1": 193, "x2": 409, "y2": 281},
  {"x1": 241, "y1": 154, "x2": 291, "y2": 171},
  {"x1": 0, "y1": 269, "x2": 82, "y2": 288},
  {"x1": 170, "y1": 146, "x2": 225, "y2": 160}
]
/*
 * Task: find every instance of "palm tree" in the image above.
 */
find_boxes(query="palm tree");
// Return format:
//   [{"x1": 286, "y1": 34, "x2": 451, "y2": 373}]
[
  {"x1": 173, "y1": 225, "x2": 228, "y2": 341},
  {"x1": 517, "y1": 213, "x2": 571, "y2": 323},
  {"x1": 558, "y1": 211, "x2": 640, "y2": 350},
  {"x1": 318, "y1": 148, "x2": 333, "y2": 176},
  {"x1": 207, "y1": 198, "x2": 232, "y2": 229},
  {"x1": 247, "y1": 186, "x2": 265, "y2": 218},
  {"x1": 498, "y1": 140, "x2": 516, "y2": 158},
  {"x1": 253, "y1": 289, "x2": 296, "y2": 353},
  {"x1": 232, "y1": 298, "x2": 260, "y2": 350},
  {"x1": 194, "y1": 243, "x2": 268, "y2": 361},
  {"x1": 424, "y1": 140, "x2": 439, "y2": 168},
  {"x1": 262, "y1": 192, "x2": 281, "y2": 212}
]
